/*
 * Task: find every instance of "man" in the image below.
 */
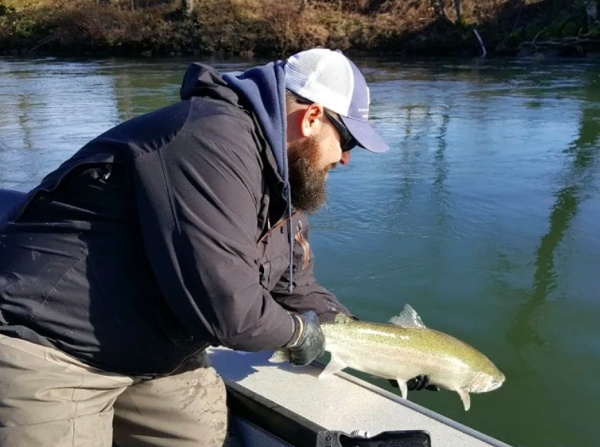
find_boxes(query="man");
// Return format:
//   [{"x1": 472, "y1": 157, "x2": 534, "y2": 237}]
[{"x1": 0, "y1": 48, "x2": 426, "y2": 447}]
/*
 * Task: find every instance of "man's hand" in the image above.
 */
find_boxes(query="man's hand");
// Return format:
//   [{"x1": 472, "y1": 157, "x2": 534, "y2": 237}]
[
  {"x1": 286, "y1": 311, "x2": 325, "y2": 366},
  {"x1": 389, "y1": 376, "x2": 440, "y2": 391}
]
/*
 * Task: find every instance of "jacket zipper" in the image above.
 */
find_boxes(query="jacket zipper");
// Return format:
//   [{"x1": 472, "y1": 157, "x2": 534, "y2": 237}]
[
  {"x1": 258, "y1": 211, "x2": 310, "y2": 271},
  {"x1": 294, "y1": 220, "x2": 311, "y2": 270}
]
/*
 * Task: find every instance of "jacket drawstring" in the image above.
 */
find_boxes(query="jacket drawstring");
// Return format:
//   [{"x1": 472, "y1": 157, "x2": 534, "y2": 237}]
[{"x1": 286, "y1": 186, "x2": 294, "y2": 293}]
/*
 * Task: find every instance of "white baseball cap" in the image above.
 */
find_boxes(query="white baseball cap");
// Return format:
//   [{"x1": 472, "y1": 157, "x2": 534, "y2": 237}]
[{"x1": 284, "y1": 48, "x2": 389, "y2": 153}]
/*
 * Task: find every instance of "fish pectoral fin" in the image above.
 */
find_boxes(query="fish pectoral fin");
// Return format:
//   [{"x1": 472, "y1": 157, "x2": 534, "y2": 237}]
[
  {"x1": 456, "y1": 388, "x2": 471, "y2": 411},
  {"x1": 318, "y1": 356, "x2": 347, "y2": 379},
  {"x1": 395, "y1": 379, "x2": 409, "y2": 399}
]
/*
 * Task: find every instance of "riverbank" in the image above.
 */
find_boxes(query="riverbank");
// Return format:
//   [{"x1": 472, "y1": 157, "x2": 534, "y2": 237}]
[{"x1": 1, "y1": 0, "x2": 599, "y2": 58}]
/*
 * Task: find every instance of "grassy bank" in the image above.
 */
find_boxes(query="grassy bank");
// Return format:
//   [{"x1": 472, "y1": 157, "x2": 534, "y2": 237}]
[{"x1": 1, "y1": 0, "x2": 598, "y2": 58}]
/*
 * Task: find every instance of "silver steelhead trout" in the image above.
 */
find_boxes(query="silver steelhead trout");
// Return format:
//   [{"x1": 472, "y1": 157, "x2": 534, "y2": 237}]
[{"x1": 270, "y1": 304, "x2": 505, "y2": 411}]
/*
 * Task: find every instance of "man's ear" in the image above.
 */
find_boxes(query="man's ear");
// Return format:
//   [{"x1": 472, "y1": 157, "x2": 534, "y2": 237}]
[
  {"x1": 300, "y1": 103, "x2": 325, "y2": 138},
  {"x1": 286, "y1": 102, "x2": 325, "y2": 142}
]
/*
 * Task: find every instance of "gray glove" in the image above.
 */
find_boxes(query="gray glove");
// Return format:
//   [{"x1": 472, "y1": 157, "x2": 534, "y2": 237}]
[{"x1": 286, "y1": 311, "x2": 325, "y2": 366}]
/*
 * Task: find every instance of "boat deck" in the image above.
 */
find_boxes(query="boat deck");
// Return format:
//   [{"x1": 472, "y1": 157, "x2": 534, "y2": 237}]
[{"x1": 208, "y1": 347, "x2": 511, "y2": 447}]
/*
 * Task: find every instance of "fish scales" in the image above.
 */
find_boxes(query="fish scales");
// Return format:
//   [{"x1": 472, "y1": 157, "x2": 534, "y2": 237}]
[{"x1": 322, "y1": 322, "x2": 479, "y2": 379}]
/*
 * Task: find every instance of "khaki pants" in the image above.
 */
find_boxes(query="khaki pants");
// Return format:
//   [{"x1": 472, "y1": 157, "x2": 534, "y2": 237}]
[{"x1": 0, "y1": 334, "x2": 230, "y2": 447}]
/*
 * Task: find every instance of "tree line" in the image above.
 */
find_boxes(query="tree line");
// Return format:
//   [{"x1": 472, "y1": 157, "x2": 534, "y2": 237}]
[{"x1": 1, "y1": 0, "x2": 598, "y2": 58}]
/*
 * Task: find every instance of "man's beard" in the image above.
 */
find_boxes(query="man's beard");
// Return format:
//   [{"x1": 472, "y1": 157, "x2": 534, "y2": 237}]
[{"x1": 287, "y1": 136, "x2": 334, "y2": 214}]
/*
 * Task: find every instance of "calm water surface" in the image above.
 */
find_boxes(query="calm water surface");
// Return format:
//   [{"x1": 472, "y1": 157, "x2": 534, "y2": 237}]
[{"x1": 1, "y1": 56, "x2": 599, "y2": 447}]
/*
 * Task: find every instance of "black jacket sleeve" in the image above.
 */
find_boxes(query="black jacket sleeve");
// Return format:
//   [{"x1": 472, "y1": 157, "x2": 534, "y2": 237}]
[{"x1": 132, "y1": 102, "x2": 294, "y2": 351}]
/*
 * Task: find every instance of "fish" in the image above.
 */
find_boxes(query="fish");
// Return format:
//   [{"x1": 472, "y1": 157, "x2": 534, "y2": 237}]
[{"x1": 269, "y1": 304, "x2": 505, "y2": 411}]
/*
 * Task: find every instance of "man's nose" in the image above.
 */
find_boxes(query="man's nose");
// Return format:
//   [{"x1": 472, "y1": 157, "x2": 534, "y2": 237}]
[{"x1": 340, "y1": 151, "x2": 351, "y2": 165}]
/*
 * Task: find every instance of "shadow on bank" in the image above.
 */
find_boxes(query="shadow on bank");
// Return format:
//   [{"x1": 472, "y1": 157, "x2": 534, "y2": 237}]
[{"x1": 378, "y1": 0, "x2": 598, "y2": 58}]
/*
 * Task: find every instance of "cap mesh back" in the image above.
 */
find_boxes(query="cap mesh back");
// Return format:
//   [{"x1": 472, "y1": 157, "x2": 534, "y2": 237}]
[{"x1": 285, "y1": 49, "x2": 354, "y2": 116}]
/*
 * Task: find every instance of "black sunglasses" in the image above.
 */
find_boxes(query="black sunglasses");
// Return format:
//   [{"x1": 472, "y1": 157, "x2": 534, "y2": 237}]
[
  {"x1": 323, "y1": 109, "x2": 357, "y2": 152},
  {"x1": 294, "y1": 96, "x2": 357, "y2": 152}
]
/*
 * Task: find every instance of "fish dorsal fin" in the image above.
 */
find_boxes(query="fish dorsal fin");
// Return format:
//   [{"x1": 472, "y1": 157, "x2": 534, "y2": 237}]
[{"x1": 389, "y1": 304, "x2": 426, "y2": 328}]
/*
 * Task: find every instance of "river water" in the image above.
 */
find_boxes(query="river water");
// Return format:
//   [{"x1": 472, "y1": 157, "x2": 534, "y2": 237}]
[{"x1": 1, "y1": 56, "x2": 599, "y2": 447}]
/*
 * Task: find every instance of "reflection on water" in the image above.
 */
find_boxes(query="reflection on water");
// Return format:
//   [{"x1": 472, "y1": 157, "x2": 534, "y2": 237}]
[
  {"x1": 511, "y1": 70, "x2": 600, "y2": 351},
  {"x1": 1, "y1": 57, "x2": 600, "y2": 447}
]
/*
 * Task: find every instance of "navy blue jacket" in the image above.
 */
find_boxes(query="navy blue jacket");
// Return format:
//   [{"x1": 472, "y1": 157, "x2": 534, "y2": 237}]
[{"x1": 0, "y1": 62, "x2": 349, "y2": 376}]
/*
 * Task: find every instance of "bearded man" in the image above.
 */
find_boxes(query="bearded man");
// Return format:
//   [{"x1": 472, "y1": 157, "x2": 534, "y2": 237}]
[{"x1": 0, "y1": 49, "x2": 425, "y2": 447}]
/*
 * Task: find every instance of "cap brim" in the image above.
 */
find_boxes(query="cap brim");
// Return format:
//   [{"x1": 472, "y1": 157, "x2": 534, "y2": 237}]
[{"x1": 340, "y1": 116, "x2": 389, "y2": 153}]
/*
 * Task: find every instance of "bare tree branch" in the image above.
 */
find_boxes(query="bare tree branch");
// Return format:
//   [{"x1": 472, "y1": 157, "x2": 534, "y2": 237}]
[
  {"x1": 473, "y1": 29, "x2": 486, "y2": 57},
  {"x1": 454, "y1": 0, "x2": 461, "y2": 23}
]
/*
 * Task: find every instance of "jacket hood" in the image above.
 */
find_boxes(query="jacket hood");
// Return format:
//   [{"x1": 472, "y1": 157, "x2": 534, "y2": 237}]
[
  {"x1": 180, "y1": 61, "x2": 289, "y2": 190},
  {"x1": 222, "y1": 62, "x2": 288, "y2": 188},
  {"x1": 180, "y1": 63, "x2": 241, "y2": 107}
]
